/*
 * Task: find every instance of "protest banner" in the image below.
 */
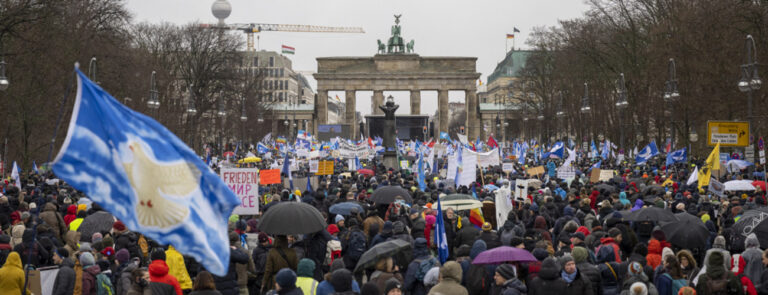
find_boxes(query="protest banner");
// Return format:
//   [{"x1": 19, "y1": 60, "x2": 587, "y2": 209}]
[
  {"x1": 556, "y1": 167, "x2": 576, "y2": 179},
  {"x1": 309, "y1": 160, "x2": 319, "y2": 173},
  {"x1": 709, "y1": 177, "x2": 725, "y2": 197},
  {"x1": 476, "y1": 148, "x2": 501, "y2": 167},
  {"x1": 599, "y1": 170, "x2": 615, "y2": 182},
  {"x1": 317, "y1": 160, "x2": 334, "y2": 175},
  {"x1": 502, "y1": 163, "x2": 514, "y2": 173},
  {"x1": 590, "y1": 168, "x2": 601, "y2": 183},
  {"x1": 528, "y1": 166, "x2": 545, "y2": 177},
  {"x1": 221, "y1": 168, "x2": 260, "y2": 215},
  {"x1": 259, "y1": 169, "x2": 281, "y2": 185}
]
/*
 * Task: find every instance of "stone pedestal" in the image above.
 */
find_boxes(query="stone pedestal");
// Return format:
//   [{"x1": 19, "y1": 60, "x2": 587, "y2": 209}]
[
  {"x1": 383, "y1": 150, "x2": 398, "y2": 170},
  {"x1": 466, "y1": 90, "x2": 479, "y2": 140},
  {"x1": 316, "y1": 90, "x2": 328, "y2": 125}
]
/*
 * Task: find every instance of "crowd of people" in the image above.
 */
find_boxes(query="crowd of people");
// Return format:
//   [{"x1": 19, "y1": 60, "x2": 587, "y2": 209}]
[{"x1": 1, "y1": 146, "x2": 768, "y2": 295}]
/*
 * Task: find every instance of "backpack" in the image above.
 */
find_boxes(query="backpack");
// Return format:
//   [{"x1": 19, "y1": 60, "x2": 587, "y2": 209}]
[
  {"x1": 325, "y1": 239, "x2": 342, "y2": 265},
  {"x1": 705, "y1": 272, "x2": 731, "y2": 295},
  {"x1": 96, "y1": 272, "x2": 115, "y2": 295},
  {"x1": 414, "y1": 257, "x2": 440, "y2": 281},
  {"x1": 662, "y1": 273, "x2": 688, "y2": 295},
  {"x1": 345, "y1": 231, "x2": 366, "y2": 261}
]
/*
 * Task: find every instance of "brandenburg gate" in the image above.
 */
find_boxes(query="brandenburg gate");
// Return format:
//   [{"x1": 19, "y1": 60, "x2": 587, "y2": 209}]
[{"x1": 313, "y1": 15, "x2": 482, "y2": 140}]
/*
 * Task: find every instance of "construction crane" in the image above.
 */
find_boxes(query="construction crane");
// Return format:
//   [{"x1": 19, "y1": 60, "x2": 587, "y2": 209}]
[{"x1": 209, "y1": 0, "x2": 365, "y2": 52}]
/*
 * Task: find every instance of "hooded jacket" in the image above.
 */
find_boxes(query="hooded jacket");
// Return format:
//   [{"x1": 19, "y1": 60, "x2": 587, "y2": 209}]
[
  {"x1": 52, "y1": 257, "x2": 76, "y2": 295},
  {"x1": 428, "y1": 261, "x2": 468, "y2": 295},
  {"x1": 596, "y1": 246, "x2": 622, "y2": 295},
  {"x1": 731, "y1": 254, "x2": 757, "y2": 295},
  {"x1": 82, "y1": 264, "x2": 102, "y2": 295},
  {"x1": 263, "y1": 236, "x2": 299, "y2": 292},
  {"x1": 149, "y1": 260, "x2": 183, "y2": 295},
  {"x1": 64, "y1": 205, "x2": 77, "y2": 226},
  {"x1": 497, "y1": 278, "x2": 527, "y2": 295},
  {"x1": 39, "y1": 202, "x2": 67, "y2": 240},
  {"x1": 741, "y1": 233, "x2": 764, "y2": 289},
  {"x1": 645, "y1": 240, "x2": 662, "y2": 270},
  {"x1": 694, "y1": 252, "x2": 743, "y2": 295},
  {"x1": 164, "y1": 246, "x2": 192, "y2": 290},
  {"x1": 0, "y1": 252, "x2": 29, "y2": 294},
  {"x1": 528, "y1": 257, "x2": 568, "y2": 295},
  {"x1": 598, "y1": 237, "x2": 622, "y2": 262}
]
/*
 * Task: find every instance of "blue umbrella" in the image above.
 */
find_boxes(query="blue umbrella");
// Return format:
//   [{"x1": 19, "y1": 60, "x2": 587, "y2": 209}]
[
  {"x1": 329, "y1": 202, "x2": 364, "y2": 216},
  {"x1": 484, "y1": 184, "x2": 500, "y2": 191}
]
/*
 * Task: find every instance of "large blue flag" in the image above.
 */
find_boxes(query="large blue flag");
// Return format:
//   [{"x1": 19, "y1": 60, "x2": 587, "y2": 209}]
[
  {"x1": 435, "y1": 195, "x2": 449, "y2": 264},
  {"x1": 417, "y1": 150, "x2": 426, "y2": 192},
  {"x1": 635, "y1": 141, "x2": 660, "y2": 164},
  {"x1": 666, "y1": 147, "x2": 687, "y2": 165},
  {"x1": 51, "y1": 69, "x2": 239, "y2": 276},
  {"x1": 546, "y1": 141, "x2": 564, "y2": 159},
  {"x1": 33, "y1": 161, "x2": 39, "y2": 174}
]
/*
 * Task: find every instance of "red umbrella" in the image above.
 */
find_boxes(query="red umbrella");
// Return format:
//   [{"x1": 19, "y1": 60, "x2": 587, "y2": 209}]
[
  {"x1": 752, "y1": 180, "x2": 767, "y2": 191},
  {"x1": 222, "y1": 151, "x2": 235, "y2": 157},
  {"x1": 357, "y1": 169, "x2": 374, "y2": 176}
]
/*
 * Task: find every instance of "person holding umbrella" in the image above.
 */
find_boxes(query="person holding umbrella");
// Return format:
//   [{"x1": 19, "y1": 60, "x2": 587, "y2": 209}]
[{"x1": 262, "y1": 236, "x2": 299, "y2": 294}]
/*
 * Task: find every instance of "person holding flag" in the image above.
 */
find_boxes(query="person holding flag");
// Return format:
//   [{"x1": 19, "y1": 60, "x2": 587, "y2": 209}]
[{"x1": 699, "y1": 142, "x2": 720, "y2": 191}]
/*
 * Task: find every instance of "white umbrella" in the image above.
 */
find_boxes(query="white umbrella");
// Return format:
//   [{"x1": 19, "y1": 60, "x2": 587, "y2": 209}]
[
  {"x1": 726, "y1": 160, "x2": 754, "y2": 173},
  {"x1": 440, "y1": 199, "x2": 483, "y2": 210},
  {"x1": 723, "y1": 180, "x2": 756, "y2": 191}
]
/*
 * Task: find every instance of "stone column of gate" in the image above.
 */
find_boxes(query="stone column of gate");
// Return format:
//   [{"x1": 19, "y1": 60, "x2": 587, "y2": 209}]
[
  {"x1": 372, "y1": 90, "x2": 384, "y2": 115},
  {"x1": 315, "y1": 89, "x2": 328, "y2": 135},
  {"x1": 410, "y1": 90, "x2": 421, "y2": 115},
  {"x1": 346, "y1": 90, "x2": 357, "y2": 138},
  {"x1": 438, "y1": 89, "x2": 449, "y2": 134},
  {"x1": 466, "y1": 89, "x2": 479, "y2": 141}
]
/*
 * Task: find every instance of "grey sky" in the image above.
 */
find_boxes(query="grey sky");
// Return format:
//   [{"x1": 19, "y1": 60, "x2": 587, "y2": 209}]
[{"x1": 125, "y1": 0, "x2": 591, "y2": 117}]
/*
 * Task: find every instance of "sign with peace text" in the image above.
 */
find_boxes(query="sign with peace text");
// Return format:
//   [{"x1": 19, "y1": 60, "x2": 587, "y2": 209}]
[{"x1": 220, "y1": 168, "x2": 260, "y2": 215}]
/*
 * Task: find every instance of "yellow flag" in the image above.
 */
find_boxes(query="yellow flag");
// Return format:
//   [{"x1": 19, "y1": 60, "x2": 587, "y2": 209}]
[
  {"x1": 456, "y1": 215, "x2": 462, "y2": 229},
  {"x1": 698, "y1": 142, "x2": 720, "y2": 190}
]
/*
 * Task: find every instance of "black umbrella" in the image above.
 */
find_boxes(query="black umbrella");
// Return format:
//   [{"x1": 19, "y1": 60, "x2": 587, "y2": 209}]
[
  {"x1": 354, "y1": 239, "x2": 412, "y2": 272},
  {"x1": 329, "y1": 202, "x2": 364, "y2": 216},
  {"x1": 371, "y1": 185, "x2": 413, "y2": 204},
  {"x1": 661, "y1": 218, "x2": 709, "y2": 250},
  {"x1": 642, "y1": 185, "x2": 665, "y2": 196},
  {"x1": 259, "y1": 202, "x2": 327, "y2": 235},
  {"x1": 596, "y1": 184, "x2": 616, "y2": 194},
  {"x1": 732, "y1": 208, "x2": 768, "y2": 245},
  {"x1": 624, "y1": 207, "x2": 677, "y2": 223}
]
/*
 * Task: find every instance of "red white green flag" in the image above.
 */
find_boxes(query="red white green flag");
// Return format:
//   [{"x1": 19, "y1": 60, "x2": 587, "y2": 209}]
[{"x1": 281, "y1": 45, "x2": 295, "y2": 55}]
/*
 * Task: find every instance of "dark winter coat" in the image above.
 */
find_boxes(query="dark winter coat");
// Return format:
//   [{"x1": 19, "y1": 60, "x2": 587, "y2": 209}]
[
  {"x1": 453, "y1": 226, "x2": 480, "y2": 249},
  {"x1": 528, "y1": 258, "x2": 568, "y2": 295},
  {"x1": 576, "y1": 262, "x2": 602, "y2": 295},
  {"x1": 114, "y1": 231, "x2": 142, "y2": 261},
  {"x1": 497, "y1": 278, "x2": 527, "y2": 295},
  {"x1": 82, "y1": 264, "x2": 101, "y2": 295},
  {"x1": 214, "y1": 246, "x2": 250, "y2": 295},
  {"x1": 116, "y1": 262, "x2": 139, "y2": 295},
  {"x1": 39, "y1": 203, "x2": 67, "y2": 240},
  {"x1": 695, "y1": 252, "x2": 744, "y2": 295},
  {"x1": 263, "y1": 237, "x2": 299, "y2": 292},
  {"x1": 478, "y1": 231, "x2": 502, "y2": 249},
  {"x1": 596, "y1": 245, "x2": 622, "y2": 295},
  {"x1": 52, "y1": 258, "x2": 76, "y2": 295},
  {"x1": 563, "y1": 269, "x2": 593, "y2": 295}
]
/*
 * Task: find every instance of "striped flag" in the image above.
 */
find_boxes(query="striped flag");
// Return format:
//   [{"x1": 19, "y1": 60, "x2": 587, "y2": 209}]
[
  {"x1": 506, "y1": 34, "x2": 515, "y2": 39},
  {"x1": 281, "y1": 45, "x2": 295, "y2": 55}
]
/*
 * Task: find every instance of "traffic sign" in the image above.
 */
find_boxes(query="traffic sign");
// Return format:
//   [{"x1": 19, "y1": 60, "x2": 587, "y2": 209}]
[{"x1": 707, "y1": 121, "x2": 749, "y2": 147}]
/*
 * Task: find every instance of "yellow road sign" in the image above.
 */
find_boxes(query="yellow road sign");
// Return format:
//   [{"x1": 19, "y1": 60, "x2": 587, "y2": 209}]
[{"x1": 706, "y1": 121, "x2": 749, "y2": 147}]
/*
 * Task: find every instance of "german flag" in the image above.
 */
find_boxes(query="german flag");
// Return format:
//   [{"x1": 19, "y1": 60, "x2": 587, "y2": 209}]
[{"x1": 506, "y1": 34, "x2": 515, "y2": 39}]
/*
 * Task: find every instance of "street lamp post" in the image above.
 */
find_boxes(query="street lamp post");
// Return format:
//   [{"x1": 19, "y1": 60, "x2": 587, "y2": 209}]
[
  {"x1": 664, "y1": 58, "x2": 680, "y2": 146},
  {"x1": 580, "y1": 82, "x2": 591, "y2": 143},
  {"x1": 689, "y1": 127, "x2": 698, "y2": 160},
  {"x1": 0, "y1": 41, "x2": 8, "y2": 91},
  {"x1": 88, "y1": 57, "x2": 98, "y2": 83},
  {"x1": 240, "y1": 97, "x2": 248, "y2": 146},
  {"x1": 218, "y1": 97, "x2": 226, "y2": 154},
  {"x1": 556, "y1": 91, "x2": 565, "y2": 143},
  {"x1": 616, "y1": 73, "x2": 629, "y2": 151},
  {"x1": 739, "y1": 34, "x2": 762, "y2": 142}
]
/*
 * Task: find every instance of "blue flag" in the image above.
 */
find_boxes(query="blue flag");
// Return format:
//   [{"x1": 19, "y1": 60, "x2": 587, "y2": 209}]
[
  {"x1": 548, "y1": 141, "x2": 564, "y2": 159},
  {"x1": 439, "y1": 132, "x2": 450, "y2": 141},
  {"x1": 33, "y1": 161, "x2": 39, "y2": 174},
  {"x1": 256, "y1": 143, "x2": 270, "y2": 155},
  {"x1": 589, "y1": 160, "x2": 601, "y2": 171},
  {"x1": 417, "y1": 150, "x2": 426, "y2": 192},
  {"x1": 635, "y1": 141, "x2": 660, "y2": 164},
  {"x1": 666, "y1": 147, "x2": 687, "y2": 165},
  {"x1": 306, "y1": 176, "x2": 313, "y2": 194},
  {"x1": 51, "y1": 69, "x2": 239, "y2": 276},
  {"x1": 435, "y1": 195, "x2": 449, "y2": 264},
  {"x1": 590, "y1": 140, "x2": 599, "y2": 158}
]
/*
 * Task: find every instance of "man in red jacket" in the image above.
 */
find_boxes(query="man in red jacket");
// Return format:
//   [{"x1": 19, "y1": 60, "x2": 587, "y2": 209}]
[
  {"x1": 597, "y1": 228, "x2": 622, "y2": 262},
  {"x1": 148, "y1": 248, "x2": 183, "y2": 295}
]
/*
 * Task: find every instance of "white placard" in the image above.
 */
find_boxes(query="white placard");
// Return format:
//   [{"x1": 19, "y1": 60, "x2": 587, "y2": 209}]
[
  {"x1": 309, "y1": 160, "x2": 319, "y2": 173},
  {"x1": 502, "y1": 163, "x2": 514, "y2": 172},
  {"x1": 221, "y1": 168, "x2": 260, "y2": 215}
]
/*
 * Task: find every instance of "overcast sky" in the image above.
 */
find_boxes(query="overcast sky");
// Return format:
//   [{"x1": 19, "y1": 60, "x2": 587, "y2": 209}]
[{"x1": 125, "y1": 0, "x2": 591, "y2": 116}]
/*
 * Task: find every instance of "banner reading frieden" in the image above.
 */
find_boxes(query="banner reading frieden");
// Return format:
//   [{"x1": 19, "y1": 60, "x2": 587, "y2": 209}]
[{"x1": 220, "y1": 168, "x2": 260, "y2": 215}]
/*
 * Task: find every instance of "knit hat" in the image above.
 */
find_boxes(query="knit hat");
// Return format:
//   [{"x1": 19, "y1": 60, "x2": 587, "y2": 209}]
[
  {"x1": 327, "y1": 224, "x2": 339, "y2": 235},
  {"x1": 113, "y1": 220, "x2": 126, "y2": 232},
  {"x1": 150, "y1": 248, "x2": 166, "y2": 261},
  {"x1": 101, "y1": 246, "x2": 115, "y2": 257},
  {"x1": 381, "y1": 221, "x2": 393, "y2": 234},
  {"x1": 297, "y1": 258, "x2": 315, "y2": 277},
  {"x1": 509, "y1": 237, "x2": 524, "y2": 247},
  {"x1": 559, "y1": 254, "x2": 574, "y2": 268},
  {"x1": 384, "y1": 278, "x2": 402, "y2": 294},
  {"x1": 746, "y1": 233, "x2": 760, "y2": 248},
  {"x1": 482, "y1": 222, "x2": 492, "y2": 232},
  {"x1": 608, "y1": 227, "x2": 622, "y2": 238},
  {"x1": 335, "y1": 215, "x2": 345, "y2": 223},
  {"x1": 571, "y1": 232, "x2": 586, "y2": 242},
  {"x1": 393, "y1": 221, "x2": 405, "y2": 234},
  {"x1": 275, "y1": 268, "x2": 297, "y2": 289},
  {"x1": 713, "y1": 235, "x2": 726, "y2": 249},
  {"x1": 532, "y1": 248, "x2": 549, "y2": 261},
  {"x1": 79, "y1": 242, "x2": 93, "y2": 252},
  {"x1": 661, "y1": 247, "x2": 674, "y2": 260},
  {"x1": 91, "y1": 232, "x2": 103, "y2": 244},
  {"x1": 79, "y1": 252, "x2": 95, "y2": 267},
  {"x1": 258, "y1": 232, "x2": 269, "y2": 244},
  {"x1": 496, "y1": 264, "x2": 516, "y2": 280},
  {"x1": 0, "y1": 196, "x2": 7, "y2": 204},
  {"x1": 361, "y1": 282, "x2": 381, "y2": 295},
  {"x1": 629, "y1": 282, "x2": 648, "y2": 295},
  {"x1": 102, "y1": 236, "x2": 113, "y2": 248},
  {"x1": 115, "y1": 248, "x2": 130, "y2": 264},
  {"x1": 572, "y1": 246, "x2": 588, "y2": 263},
  {"x1": 627, "y1": 261, "x2": 643, "y2": 276},
  {"x1": 330, "y1": 269, "x2": 353, "y2": 292},
  {"x1": 678, "y1": 287, "x2": 696, "y2": 295}
]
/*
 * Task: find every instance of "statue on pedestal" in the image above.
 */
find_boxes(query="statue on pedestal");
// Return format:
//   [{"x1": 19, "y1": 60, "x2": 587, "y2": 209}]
[{"x1": 379, "y1": 96, "x2": 399, "y2": 169}]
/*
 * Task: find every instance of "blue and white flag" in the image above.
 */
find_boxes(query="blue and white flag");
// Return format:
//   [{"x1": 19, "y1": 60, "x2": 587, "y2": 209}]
[
  {"x1": 51, "y1": 68, "x2": 239, "y2": 276},
  {"x1": 256, "y1": 143, "x2": 270, "y2": 155},
  {"x1": 590, "y1": 140, "x2": 599, "y2": 158},
  {"x1": 589, "y1": 160, "x2": 601, "y2": 171},
  {"x1": 439, "y1": 132, "x2": 450, "y2": 141},
  {"x1": 417, "y1": 150, "x2": 426, "y2": 192},
  {"x1": 666, "y1": 147, "x2": 687, "y2": 165},
  {"x1": 435, "y1": 195, "x2": 449, "y2": 264},
  {"x1": 282, "y1": 151, "x2": 293, "y2": 189},
  {"x1": 306, "y1": 176, "x2": 313, "y2": 194},
  {"x1": 548, "y1": 141, "x2": 564, "y2": 159},
  {"x1": 601, "y1": 140, "x2": 610, "y2": 160},
  {"x1": 635, "y1": 141, "x2": 659, "y2": 164},
  {"x1": 33, "y1": 161, "x2": 39, "y2": 174},
  {"x1": 11, "y1": 161, "x2": 21, "y2": 188}
]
